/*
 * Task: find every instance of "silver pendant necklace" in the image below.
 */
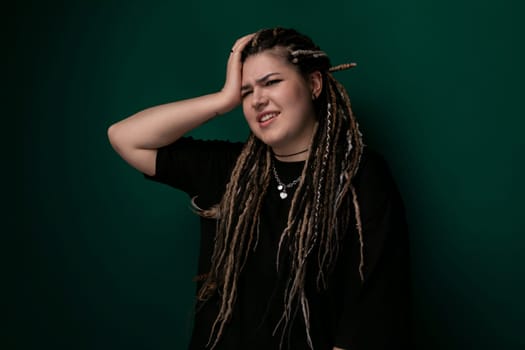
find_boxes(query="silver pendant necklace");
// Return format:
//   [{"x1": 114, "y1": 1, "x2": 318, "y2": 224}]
[{"x1": 271, "y1": 164, "x2": 302, "y2": 199}]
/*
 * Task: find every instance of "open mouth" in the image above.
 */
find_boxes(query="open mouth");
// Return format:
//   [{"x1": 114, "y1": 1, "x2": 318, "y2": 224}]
[{"x1": 258, "y1": 112, "x2": 280, "y2": 124}]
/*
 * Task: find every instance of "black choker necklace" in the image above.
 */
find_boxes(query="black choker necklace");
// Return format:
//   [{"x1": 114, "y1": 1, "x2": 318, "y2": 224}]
[{"x1": 273, "y1": 148, "x2": 309, "y2": 158}]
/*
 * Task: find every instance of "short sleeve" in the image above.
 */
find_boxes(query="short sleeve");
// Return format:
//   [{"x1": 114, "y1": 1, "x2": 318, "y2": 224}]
[
  {"x1": 145, "y1": 137, "x2": 244, "y2": 207},
  {"x1": 334, "y1": 149, "x2": 411, "y2": 349}
]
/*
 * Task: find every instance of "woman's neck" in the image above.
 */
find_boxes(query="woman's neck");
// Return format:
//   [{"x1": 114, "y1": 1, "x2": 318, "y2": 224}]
[{"x1": 272, "y1": 147, "x2": 309, "y2": 162}]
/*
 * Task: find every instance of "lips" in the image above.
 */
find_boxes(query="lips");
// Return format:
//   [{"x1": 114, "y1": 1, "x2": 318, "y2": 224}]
[{"x1": 257, "y1": 111, "x2": 280, "y2": 124}]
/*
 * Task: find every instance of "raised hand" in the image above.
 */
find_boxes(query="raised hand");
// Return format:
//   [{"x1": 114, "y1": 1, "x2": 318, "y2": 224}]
[{"x1": 219, "y1": 33, "x2": 255, "y2": 112}]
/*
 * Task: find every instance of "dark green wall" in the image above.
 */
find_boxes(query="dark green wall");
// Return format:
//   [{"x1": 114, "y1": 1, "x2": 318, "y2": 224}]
[{"x1": 9, "y1": 0, "x2": 524, "y2": 349}]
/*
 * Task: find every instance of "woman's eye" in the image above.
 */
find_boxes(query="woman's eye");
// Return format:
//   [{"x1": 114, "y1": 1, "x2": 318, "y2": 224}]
[
  {"x1": 266, "y1": 79, "x2": 281, "y2": 86},
  {"x1": 241, "y1": 91, "x2": 252, "y2": 99}
]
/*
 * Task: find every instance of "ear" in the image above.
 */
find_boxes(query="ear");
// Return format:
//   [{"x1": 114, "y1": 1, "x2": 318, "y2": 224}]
[{"x1": 308, "y1": 71, "x2": 323, "y2": 99}]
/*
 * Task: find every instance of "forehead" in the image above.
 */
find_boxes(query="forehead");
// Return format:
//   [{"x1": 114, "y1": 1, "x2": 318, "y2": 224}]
[{"x1": 242, "y1": 51, "x2": 298, "y2": 81}]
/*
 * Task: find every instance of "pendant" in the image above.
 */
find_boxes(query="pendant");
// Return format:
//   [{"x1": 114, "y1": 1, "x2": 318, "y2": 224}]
[
  {"x1": 273, "y1": 163, "x2": 300, "y2": 201},
  {"x1": 277, "y1": 184, "x2": 287, "y2": 199}
]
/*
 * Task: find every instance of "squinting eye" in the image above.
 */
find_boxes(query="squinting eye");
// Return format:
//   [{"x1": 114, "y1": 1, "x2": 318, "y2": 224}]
[
  {"x1": 241, "y1": 91, "x2": 252, "y2": 99},
  {"x1": 266, "y1": 79, "x2": 281, "y2": 86}
]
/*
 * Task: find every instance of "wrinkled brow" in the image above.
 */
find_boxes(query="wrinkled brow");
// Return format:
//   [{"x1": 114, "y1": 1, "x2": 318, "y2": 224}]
[{"x1": 241, "y1": 72, "x2": 281, "y2": 91}]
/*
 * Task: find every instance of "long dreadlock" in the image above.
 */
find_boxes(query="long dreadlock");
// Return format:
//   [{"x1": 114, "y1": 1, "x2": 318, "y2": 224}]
[{"x1": 193, "y1": 27, "x2": 364, "y2": 349}]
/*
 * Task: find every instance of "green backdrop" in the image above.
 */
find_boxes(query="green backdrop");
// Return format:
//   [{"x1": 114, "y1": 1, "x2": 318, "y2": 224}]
[{"x1": 9, "y1": 0, "x2": 524, "y2": 349}]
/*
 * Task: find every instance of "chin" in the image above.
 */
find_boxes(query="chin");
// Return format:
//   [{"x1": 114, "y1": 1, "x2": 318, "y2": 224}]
[
  {"x1": 251, "y1": 131, "x2": 279, "y2": 147},
  {"x1": 258, "y1": 136, "x2": 284, "y2": 149}
]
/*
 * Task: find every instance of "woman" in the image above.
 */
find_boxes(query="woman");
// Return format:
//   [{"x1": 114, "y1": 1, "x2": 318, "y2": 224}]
[{"x1": 108, "y1": 28, "x2": 411, "y2": 350}]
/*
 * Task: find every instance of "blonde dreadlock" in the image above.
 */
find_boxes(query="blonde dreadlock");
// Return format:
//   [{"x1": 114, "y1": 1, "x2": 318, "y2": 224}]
[{"x1": 195, "y1": 27, "x2": 364, "y2": 349}]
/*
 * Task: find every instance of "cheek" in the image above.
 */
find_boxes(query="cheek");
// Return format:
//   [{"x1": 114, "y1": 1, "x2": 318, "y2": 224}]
[
  {"x1": 241, "y1": 102, "x2": 259, "y2": 132},
  {"x1": 241, "y1": 101, "x2": 252, "y2": 121},
  {"x1": 284, "y1": 83, "x2": 310, "y2": 106},
  {"x1": 287, "y1": 93, "x2": 313, "y2": 116}
]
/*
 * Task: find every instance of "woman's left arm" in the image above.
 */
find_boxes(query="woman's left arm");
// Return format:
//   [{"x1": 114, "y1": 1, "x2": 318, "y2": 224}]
[{"x1": 333, "y1": 150, "x2": 411, "y2": 350}]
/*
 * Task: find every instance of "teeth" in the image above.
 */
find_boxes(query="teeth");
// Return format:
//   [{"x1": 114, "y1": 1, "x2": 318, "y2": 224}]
[{"x1": 260, "y1": 112, "x2": 278, "y2": 122}]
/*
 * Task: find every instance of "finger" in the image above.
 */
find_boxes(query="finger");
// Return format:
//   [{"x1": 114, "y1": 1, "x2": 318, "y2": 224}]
[
  {"x1": 230, "y1": 33, "x2": 255, "y2": 54},
  {"x1": 233, "y1": 33, "x2": 255, "y2": 47}
]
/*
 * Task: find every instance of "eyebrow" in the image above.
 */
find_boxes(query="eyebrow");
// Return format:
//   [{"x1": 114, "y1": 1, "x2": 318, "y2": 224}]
[{"x1": 241, "y1": 72, "x2": 281, "y2": 91}]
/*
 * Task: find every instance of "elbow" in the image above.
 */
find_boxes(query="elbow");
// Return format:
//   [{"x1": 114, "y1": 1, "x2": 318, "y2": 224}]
[
  {"x1": 106, "y1": 123, "x2": 157, "y2": 177},
  {"x1": 107, "y1": 123, "x2": 123, "y2": 153},
  {"x1": 107, "y1": 123, "x2": 117, "y2": 144}
]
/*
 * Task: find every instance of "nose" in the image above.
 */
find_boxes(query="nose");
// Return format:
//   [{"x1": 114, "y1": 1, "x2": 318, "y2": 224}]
[{"x1": 251, "y1": 87, "x2": 268, "y2": 110}]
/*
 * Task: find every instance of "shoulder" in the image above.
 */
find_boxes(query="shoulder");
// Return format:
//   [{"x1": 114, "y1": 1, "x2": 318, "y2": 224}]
[
  {"x1": 157, "y1": 136, "x2": 245, "y2": 172},
  {"x1": 148, "y1": 137, "x2": 245, "y2": 197},
  {"x1": 159, "y1": 136, "x2": 244, "y2": 156},
  {"x1": 354, "y1": 147, "x2": 395, "y2": 191},
  {"x1": 352, "y1": 147, "x2": 404, "y2": 219}
]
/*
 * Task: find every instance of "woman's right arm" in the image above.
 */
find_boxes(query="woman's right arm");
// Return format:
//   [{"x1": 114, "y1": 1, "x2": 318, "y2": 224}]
[{"x1": 107, "y1": 34, "x2": 254, "y2": 176}]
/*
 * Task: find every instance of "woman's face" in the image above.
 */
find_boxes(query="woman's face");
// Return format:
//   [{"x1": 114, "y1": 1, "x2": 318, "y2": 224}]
[{"x1": 241, "y1": 50, "x2": 321, "y2": 156}]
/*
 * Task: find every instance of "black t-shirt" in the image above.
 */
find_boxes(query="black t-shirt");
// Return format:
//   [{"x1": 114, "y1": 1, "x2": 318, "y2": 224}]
[{"x1": 147, "y1": 137, "x2": 411, "y2": 350}]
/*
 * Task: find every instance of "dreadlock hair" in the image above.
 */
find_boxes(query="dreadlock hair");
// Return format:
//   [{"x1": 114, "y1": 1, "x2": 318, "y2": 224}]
[{"x1": 194, "y1": 27, "x2": 364, "y2": 349}]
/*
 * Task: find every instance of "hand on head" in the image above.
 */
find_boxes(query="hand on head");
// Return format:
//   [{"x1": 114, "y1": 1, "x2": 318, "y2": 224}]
[{"x1": 220, "y1": 33, "x2": 255, "y2": 110}]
